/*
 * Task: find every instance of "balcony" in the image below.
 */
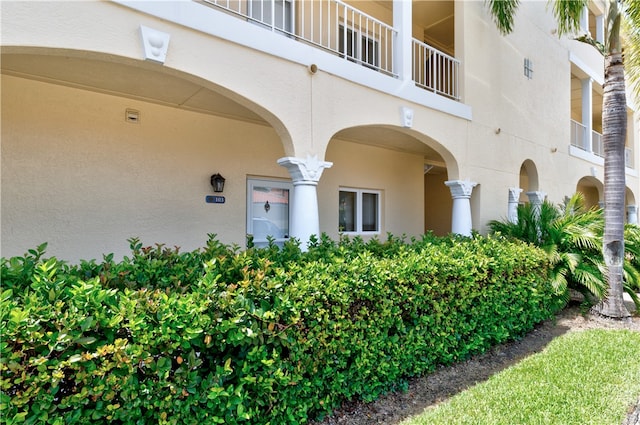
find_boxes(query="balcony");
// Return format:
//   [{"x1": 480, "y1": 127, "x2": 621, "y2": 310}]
[
  {"x1": 200, "y1": 0, "x2": 460, "y2": 101},
  {"x1": 570, "y1": 119, "x2": 634, "y2": 168}
]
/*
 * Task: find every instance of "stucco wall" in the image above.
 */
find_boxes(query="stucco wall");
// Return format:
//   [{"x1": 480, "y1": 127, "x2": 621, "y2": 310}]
[
  {"x1": 322, "y1": 139, "x2": 425, "y2": 240},
  {"x1": 2, "y1": 75, "x2": 427, "y2": 261},
  {"x1": 2, "y1": 0, "x2": 639, "y2": 261},
  {"x1": 1, "y1": 75, "x2": 289, "y2": 261}
]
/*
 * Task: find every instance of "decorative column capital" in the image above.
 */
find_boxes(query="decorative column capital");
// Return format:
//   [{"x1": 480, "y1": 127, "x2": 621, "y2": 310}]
[
  {"x1": 526, "y1": 191, "x2": 546, "y2": 205},
  {"x1": 277, "y1": 155, "x2": 333, "y2": 185},
  {"x1": 508, "y1": 187, "x2": 523, "y2": 202},
  {"x1": 445, "y1": 179, "x2": 477, "y2": 199}
]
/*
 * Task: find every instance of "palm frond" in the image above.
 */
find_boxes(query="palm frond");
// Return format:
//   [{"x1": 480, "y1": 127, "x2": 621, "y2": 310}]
[
  {"x1": 486, "y1": 0, "x2": 521, "y2": 35},
  {"x1": 572, "y1": 264, "x2": 608, "y2": 299},
  {"x1": 623, "y1": 283, "x2": 640, "y2": 310},
  {"x1": 623, "y1": 0, "x2": 640, "y2": 101},
  {"x1": 558, "y1": 251, "x2": 581, "y2": 272},
  {"x1": 623, "y1": 261, "x2": 640, "y2": 291},
  {"x1": 550, "y1": 0, "x2": 589, "y2": 36},
  {"x1": 549, "y1": 269, "x2": 570, "y2": 299}
]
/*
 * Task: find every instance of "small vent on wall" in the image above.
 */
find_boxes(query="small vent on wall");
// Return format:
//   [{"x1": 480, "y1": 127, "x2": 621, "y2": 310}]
[
  {"x1": 125, "y1": 109, "x2": 140, "y2": 124},
  {"x1": 524, "y1": 58, "x2": 533, "y2": 79}
]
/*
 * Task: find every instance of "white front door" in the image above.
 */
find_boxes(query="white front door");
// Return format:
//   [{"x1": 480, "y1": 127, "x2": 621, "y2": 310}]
[{"x1": 247, "y1": 178, "x2": 292, "y2": 248}]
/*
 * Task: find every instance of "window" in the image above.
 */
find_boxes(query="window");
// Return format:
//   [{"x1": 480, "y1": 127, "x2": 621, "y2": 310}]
[
  {"x1": 338, "y1": 25, "x2": 379, "y2": 68},
  {"x1": 339, "y1": 188, "x2": 380, "y2": 233},
  {"x1": 249, "y1": 0, "x2": 293, "y2": 33},
  {"x1": 247, "y1": 179, "x2": 292, "y2": 247}
]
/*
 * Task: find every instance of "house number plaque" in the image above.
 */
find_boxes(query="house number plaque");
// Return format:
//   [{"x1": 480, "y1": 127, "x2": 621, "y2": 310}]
[{"x1": 205, "y1": 195, "x2": 225, "y2": 204}]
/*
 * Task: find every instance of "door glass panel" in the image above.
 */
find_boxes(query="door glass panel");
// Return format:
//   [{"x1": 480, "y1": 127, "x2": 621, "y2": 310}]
[{"x1": 248, "y1": 180, "x2": 290, "y2": 247}]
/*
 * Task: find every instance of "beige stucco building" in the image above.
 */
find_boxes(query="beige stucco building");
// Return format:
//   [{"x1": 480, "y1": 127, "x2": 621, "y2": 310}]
[{"x1": 1, "y1": 0, "x2": 638, "y2": 262}]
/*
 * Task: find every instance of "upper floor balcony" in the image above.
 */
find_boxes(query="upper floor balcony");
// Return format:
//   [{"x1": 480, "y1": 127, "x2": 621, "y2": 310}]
[
  {"x1": 200, "y1": 0, "x2": 460, "y2": 101},
  {"x1": 570, "y1": 65, "x2": 636, "y2": 172},
  {"x1": 570, "y1": 119, "x2": 635, "y2": 169}
]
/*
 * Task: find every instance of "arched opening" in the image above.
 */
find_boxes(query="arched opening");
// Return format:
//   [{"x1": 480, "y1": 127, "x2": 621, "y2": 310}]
[
  {"x1": 576, "y1": 176, "x2": 603, "y2": 209},
  {"x1": 1, "y1": 48, "x2": 297, "y2": 260},
  {"x1": 518, "y1": 159, "x2": 539, "y2": 204},
  {"x1": 323, "y1": 125, "x2": 457, "y2": 239}
]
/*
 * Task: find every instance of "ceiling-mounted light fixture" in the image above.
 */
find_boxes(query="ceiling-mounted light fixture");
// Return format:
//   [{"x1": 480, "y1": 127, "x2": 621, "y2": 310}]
[{"x1": 210, "y1": 173, "x2": 226, "y2": 193}]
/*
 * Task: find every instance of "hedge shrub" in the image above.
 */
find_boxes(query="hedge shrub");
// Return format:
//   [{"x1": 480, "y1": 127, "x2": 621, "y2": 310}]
[{"x1": 1, "y1": 233, "x2": 564, "y2": 424}]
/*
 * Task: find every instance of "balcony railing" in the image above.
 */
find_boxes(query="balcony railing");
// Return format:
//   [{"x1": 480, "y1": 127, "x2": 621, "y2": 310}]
[
  {"x1": 412, "y1": 39, "x2": 460, "y2": 101},
  {"x1": 592, "y1": 130, "x2": 603, "y2": 157},
  {"x1": 570, "y1": 120, "x2": 634, "y2": 168},
  {"x1": 200, "y1": 0, "x2": 461, "y2": 101},
  {"x1": 570, "y1": 119, "x2": 588, "y2": 150},
  {"x1": 625, "y1": 147, "x2": 634, "y2": 168},
  {"x1": 203, "y1": 0, "x2": 396, "y2": 76}
]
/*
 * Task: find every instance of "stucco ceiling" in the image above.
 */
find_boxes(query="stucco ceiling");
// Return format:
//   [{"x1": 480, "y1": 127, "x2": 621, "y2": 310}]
[
  {"x1": 375, "y1": 0, "x2": 455, "y2": 54},
  {"x1": 2, "y1": 51, "x2": 445, "y2": 169},
  {"x1": 1, "y1": 52, "x2": 268, "y2": 124}
]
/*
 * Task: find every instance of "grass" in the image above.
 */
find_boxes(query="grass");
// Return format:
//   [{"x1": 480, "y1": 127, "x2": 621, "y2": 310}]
[{"x1": 401, "y1": 329, "x2": 640, "y2": 425}]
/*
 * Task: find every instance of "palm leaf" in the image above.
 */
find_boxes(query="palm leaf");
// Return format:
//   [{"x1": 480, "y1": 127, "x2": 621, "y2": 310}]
[{"x1": 485, "y1": 0, "x2": 521, "y2": 35}]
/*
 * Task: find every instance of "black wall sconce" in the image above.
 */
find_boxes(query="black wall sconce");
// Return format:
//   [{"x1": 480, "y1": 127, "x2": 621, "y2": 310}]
[{"x1": 210, "y1": 173, "x2": 226, "y2": 193}]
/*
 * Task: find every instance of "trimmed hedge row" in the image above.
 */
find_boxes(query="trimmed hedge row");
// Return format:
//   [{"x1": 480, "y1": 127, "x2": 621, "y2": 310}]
[{"x1": 1, "y1": 234, "x2": 564, "y2": 424}]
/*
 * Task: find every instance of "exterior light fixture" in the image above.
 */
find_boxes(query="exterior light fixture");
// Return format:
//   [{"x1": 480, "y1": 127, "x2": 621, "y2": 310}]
[{"x1": 210, "y1": 173, "x2": 226, "y2": 193}]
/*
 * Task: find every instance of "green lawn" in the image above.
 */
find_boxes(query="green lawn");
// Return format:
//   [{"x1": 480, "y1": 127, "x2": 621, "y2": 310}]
[{"x1": 401, "y1": 329, "x2": 640, "y2": 425}]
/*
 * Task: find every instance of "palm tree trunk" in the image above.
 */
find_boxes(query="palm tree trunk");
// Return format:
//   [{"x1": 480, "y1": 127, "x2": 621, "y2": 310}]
[{"x1": 593, "y1": 50, "x2": 630, "y2": 319}]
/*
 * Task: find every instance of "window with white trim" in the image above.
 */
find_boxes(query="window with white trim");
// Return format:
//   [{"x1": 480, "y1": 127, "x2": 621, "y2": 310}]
[
  {"x1": 338, "y1": 25, "x2": 379, "y2": 68},
  {"x1": 339, "y1": 188, "x2": 380, "y2": 233},
  {"x1": 249, "y1": 0, "x2": 294, "y2": 33}
]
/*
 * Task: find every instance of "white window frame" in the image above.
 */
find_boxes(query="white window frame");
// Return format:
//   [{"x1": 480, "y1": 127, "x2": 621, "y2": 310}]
[
  {"x1": 248, "y1": 0, "x2": 294, "y2": 34},
  {"x1": 247, "y1": 178, "x2": 293, "y2": 247},
  {"x1": 338, "y1": 187, "x2": 381, "y2": 235},
  {"x1": 338, "y1": 24, "x2": 380, "y2": 68}
]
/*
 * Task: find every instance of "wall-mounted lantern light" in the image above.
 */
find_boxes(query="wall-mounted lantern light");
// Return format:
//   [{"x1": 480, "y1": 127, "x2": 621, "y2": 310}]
[{"x1": 210, "y1": 173, "x2": 226, "y2": 193}]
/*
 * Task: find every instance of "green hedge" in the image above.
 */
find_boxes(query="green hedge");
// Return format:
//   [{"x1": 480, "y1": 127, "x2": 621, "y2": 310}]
[{"x1": 1, "y1": 234, "x2": 564, "y2": 424}]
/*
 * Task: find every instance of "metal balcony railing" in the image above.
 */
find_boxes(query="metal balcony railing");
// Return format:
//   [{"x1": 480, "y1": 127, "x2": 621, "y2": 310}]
[
  {"x1": 412, "y1": 39, "x2": 460, "y2": 101},
  {"x1": 200, "y1": 0, "x2": 461, "y2": 101},
  {"x1": 625, "y1": 147, "x2": 634, "y2": 168},
  {"x1": 570, "y1": 120, "x2": 635, "y2": 168},
  {"x1": 592, "y1": 130, "x2": 603, "y2": 157},
  {"x1": 570, "y1": 119, "x2": 588, "y2": 150},
  {"x1": 202, "y1": 0, "x2": 397, "y2": 76}
]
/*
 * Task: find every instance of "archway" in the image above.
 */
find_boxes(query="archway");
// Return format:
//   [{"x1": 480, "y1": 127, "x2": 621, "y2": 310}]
[
  {"x1": 576, "y1": 176, "x2": 603, "y2": 210},
  {"x1": 518, "y1": 159, "x2": 540, "y2": 204},
  {"x1": 324, "y1": 125, "x2": 458, "y2": 238},
  {"x1": 1, "y1": 48, "x2": 299, "y2": 260}
]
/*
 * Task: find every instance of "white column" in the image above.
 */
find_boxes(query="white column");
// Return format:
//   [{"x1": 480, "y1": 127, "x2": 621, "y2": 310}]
[
  {"x1": 393, "y1": 0, "x2": 412, "y2": 82},
  {"x1": 581, "y1": 77, "x2": 593, "y2": 152},
  {"x1": 628, "y1": 205, "x2": 639, "y2": 225},
  {"x1": 595, "y1": 14, "x2": 604, "y2": 45},
  {"x1": 526, "y1": 191, "x2": 546, "y2": 216},
  {"x1": 445, "y1": 180, "x2": 477, "y2": 236},
  {"x1": 508, "y1": 187, "x2": 523, "y2": 224},
  {"x1": 277, "y1": 155, "x2": 332, "y2": 250}
]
